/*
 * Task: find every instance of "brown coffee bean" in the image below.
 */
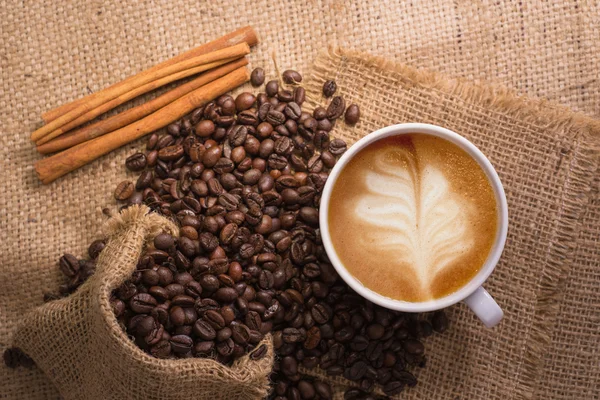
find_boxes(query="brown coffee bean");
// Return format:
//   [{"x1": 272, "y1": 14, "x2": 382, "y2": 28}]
[
  {"x1": 250, "y1": 68, "x2": 265, "y2": 86},
  {"x1": 328, "y1": 138, "x2": 347, "y2": 156},
  {"x1": 130, "y1": 293, "x2": 157, "y2": 314},
  {"x1": 403, "y1": 339, "x2": 424, "y2": 355},
  {"x1": 383, "y1": 381, "x2": 404, "y2": 396},
  {"x1": 169, "y1": 334, "x2": 193, "y2": 354},
  {"x1": 158, "y1": 144, "x2": 184, "y2": 161},
  {"x1": 228, "y1": 125, "x2": 248, "y2": 146},
  {"x1": 345, "y1": 104, "x2": 360, "y2": 124},
  {"x1": 114, "y1": 180, "x2": 134, "y2": 201},
  {"x1": 245, "y1": 311, "x2": 262, "y2": 331},
  {"x1": 202, "y1": 146, "x2": 222, "y2": 167},
  {"x1": 293, "y1": 87, "x2": 306, "y2": 105},
  {"x1": 282, "y1": 70, "x2": 302, "y2": 84},
  {"x1": 266, "y1": 80, "x2": 279, "y2": 96},
  {"x1": 215, "y1": 287, "x2": 238, "y2": 303},
  {"x1": 235, "y1": 92, "x2": 256, "y2": 112},
  {"x1": 58, "y1": 254, "x2": 79, "y2": 277},
  {"x1": 322, "y1": 80, "x2": 337, "y2": 97},
  {"x1": 266, "y1": 109, "x2": 286, "y2": 126},
  {"x1": 204, "y1": 309, "x2": 226, "y2": 330},
  {"x1": 284, "y1": 102, "x2": 302, "y2": 120},
  {"x1": 326, "y1": 96, "x2": 346, "y2": 120},
  {"x1": 125, "y1": 152, "x2": 147, "y2": 171},
  {"x1": 193, "y1": 319, "x2": 217, "y2": 340}
]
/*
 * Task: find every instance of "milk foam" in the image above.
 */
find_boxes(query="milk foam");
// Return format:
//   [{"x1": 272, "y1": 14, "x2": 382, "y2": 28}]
[{"x1": 354, "y1": 148, "x2": 475, "y2": 297}]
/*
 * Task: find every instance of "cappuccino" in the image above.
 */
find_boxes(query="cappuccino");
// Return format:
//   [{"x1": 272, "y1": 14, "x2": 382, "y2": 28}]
[{"x1": 328, "y1": 134, "x2": 497, "y2": 302}]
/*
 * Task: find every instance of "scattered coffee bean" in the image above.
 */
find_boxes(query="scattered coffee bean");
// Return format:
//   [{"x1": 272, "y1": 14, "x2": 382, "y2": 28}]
[
  {"x1": 125, "y1": 152, "x2": 147, "y2": 171},
  {"x1": 344, "y1": 104, "x2": 360, "y2": 124},
  {"x1": 250, "y1": 68, "x2": 265, "y2": 87},
  {"x1": 282, "y1": 70, "x2": 302, "y2": 84},
  {"x1": 114, "y1": 180, "x2": 134, "y2": 201},
  {"x1": 322, "y1": 80, "x2": 337, "y2": 97}
]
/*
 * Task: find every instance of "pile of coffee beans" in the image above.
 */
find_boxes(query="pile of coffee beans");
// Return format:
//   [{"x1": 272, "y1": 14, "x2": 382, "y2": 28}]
[{"x1": 8, "y1": 69, "x2": 449, "y2": 399}]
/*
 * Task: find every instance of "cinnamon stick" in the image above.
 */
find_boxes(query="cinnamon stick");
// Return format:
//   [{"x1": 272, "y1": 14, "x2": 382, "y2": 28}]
[
  {"x1": 39, "y1": 57, "x2": 241, "y2": 145},
  {"x1": 35, "y1": 66, "x2": 250, "y2": 184},
  {"x1": 42, "y1": 26, "x2": 259, "y2": 123},
  {"x1": 36, "y1": 58, "x2": 248, "y2": 154},
  {"x1": 32, "y1": 43, "x2": 250, "y2": 144}
]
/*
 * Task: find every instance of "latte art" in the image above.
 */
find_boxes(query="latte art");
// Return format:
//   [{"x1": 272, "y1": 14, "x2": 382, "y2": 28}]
[
  {"x1": 328, "y1": 134, "x2": 497, "y2": 302},
  {"x1": 356, "y1": 147, "x2": 475, "y2": 298}
]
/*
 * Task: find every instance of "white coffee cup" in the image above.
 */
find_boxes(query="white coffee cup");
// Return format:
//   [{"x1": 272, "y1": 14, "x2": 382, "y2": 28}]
[{"x1": 319, "y1": 123, "x2": 507, "y2": 328}]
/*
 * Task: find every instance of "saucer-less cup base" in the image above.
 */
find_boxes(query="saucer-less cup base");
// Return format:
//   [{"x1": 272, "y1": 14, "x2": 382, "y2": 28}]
[{"x1": 319, "y1": 123, "x2": 508, "y2": 328}]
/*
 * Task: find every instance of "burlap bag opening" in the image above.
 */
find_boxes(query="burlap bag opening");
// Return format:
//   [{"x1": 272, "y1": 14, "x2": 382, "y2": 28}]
[{"x1": 11, "y1": 205, "x2": 274, "y2": 400}]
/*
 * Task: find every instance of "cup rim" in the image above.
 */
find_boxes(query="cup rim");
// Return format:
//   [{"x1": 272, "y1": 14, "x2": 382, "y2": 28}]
[{"x1": 319, "y1": 123, "x2": 509, "y2": 312}]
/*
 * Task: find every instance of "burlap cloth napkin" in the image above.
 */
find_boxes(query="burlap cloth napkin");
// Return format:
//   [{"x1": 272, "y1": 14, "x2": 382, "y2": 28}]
[{"x1": 1, "y1": 1, "x2": 599, "y2": 399}]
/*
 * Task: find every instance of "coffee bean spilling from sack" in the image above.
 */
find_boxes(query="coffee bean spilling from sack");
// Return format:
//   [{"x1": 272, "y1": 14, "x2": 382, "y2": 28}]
[{"x1": 7, "y1": 70, "x2": 450, "y2": 398}]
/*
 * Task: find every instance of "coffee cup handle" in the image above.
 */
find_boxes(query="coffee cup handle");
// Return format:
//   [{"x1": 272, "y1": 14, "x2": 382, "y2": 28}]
[{"x1": 463, "y1": 287, "x2": 503, "y2": 328}]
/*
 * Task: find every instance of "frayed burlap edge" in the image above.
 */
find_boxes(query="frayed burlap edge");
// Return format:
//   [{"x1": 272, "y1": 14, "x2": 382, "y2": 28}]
[{"x1": 304, "y1": 47, "x2": 600, "y2": 400}]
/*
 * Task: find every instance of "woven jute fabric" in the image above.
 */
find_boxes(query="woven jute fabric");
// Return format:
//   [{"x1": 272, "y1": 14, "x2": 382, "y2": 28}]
[
  {"x1": 1, "y1": 1, "x2": 599, "y2": 399},
  {"x1": 11, "y1": 205, "x2": 274, "y2": 400},
  {"x1": 301, "y1": 49, "x2": 600, "y2": 400}
]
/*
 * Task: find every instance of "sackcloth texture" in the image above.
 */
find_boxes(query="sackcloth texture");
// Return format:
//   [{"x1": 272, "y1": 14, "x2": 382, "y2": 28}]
[
  {"x1": 1, "y1": 1, "x2": 599, "y2": 399},
  {"x1": 11, "y1": 205, "x2": 274, "y2": 400}
]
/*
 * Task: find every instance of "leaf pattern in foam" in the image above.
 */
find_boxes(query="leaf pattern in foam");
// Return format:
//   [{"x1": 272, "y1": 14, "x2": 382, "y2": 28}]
[{"x1": 355, "y1": 147, "x2": 474, "y2": 296}]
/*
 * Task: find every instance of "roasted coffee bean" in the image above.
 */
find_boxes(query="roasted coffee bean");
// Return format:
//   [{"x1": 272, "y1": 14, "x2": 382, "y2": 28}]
[
  {"x1": 265, "y1": 80, "x2": 279, "y2": 96},
  {"x1": 344, "y1": 104, "x2": 360, "y2": 124},
  {"x1": 326, "y1": 96, "x2": 346, "y2": 120},
  {"x1": 125, "y1": 152, "x2": 147, "y2": 171},
  {"x1": 328, "y1": 138, "x2": 347, "y2": 155},
  {"x1": 403, "y1": 339, "x2": 424, "y2": 355},
  {"x1": 284, "y1": 102, "x2": 302, "y2": 120},
  {"x1": 266, "y1": 109, "x2": 286, "y2": 126},
  {"x1": 214, "y1": 287, "x2": 238, "y2": 303},
  {"x1": 202, "y1": 145, "x2": 222, "y2": 167},
  {"x1": 250, "y1": 68, "x2": 265, "y2": 86},
  {"x1": 114, "y1": 180, "x2": 134, "y2": 201},
  {"x1": 383, "y1": 381, "x2": 404, "y2": 396},
  {"x1": 170, "y1": 334, "x2": 193, "y2": 354},
  {"x1": 193, "y1": 319, "x2": 216, "y2": 340},
  {"x1": 317, "y1": 152, "x2": 334, "y2": 170},
  {"x1": 282, "y1": 327, "x2": 303, "y2": 343},
  {"x1": 250, "y1": 344, "x2": 268, "y2": 360},
  {"x1": 258, "y1": 270, "x2": 274, "y2": 289},
  {"x1": 238, "y1": 109, "x2": 259, "y2": 126},
  {"x1": 204, "y1": 309, "x2": 226, "y2": 330},
  {"x1": 130, "y1": 293, "x2": 157, "y2": 313},
  {"x1": 158, "y1": 144, "x2": 184, "y2": 161},
  {"x1": 277, "y1": 89, "x2": 294, "y2": 102},
  {"x1": 282, "y1": 69, "x2": 302, "y2": 84},
  {"x1": 311, "y1": 303, "x2": 331, "y2": 324},
  {"x1": 293, "y1": 87, "x2": 306, "y2": 105},
  {"x1": 213, "y1": 157, "x2": 235, "y2": 174},
  {"x1": 345, "y1": 360, "x2": 368, "y2": 381},
  {"x1": 322, "y1": 80, "x2": 337, "y2": 97},
  {"x1": 228, "y1": 125, "x2": 248, "y2": 146},
  {"x1": 392, "y1": 370, "x2": 417, "y2": 387},
  {"x1": 231, "y1": 322, "x2": 251, "y2": 345},
  {"x1": 87, "y1": 239, "x2": 105, "y2": 260},
  {"x1": 235, "y1": 92, "x2": 256, "y2": 112},
  {"x1": 59, "y1": 254, "x2": 80, "y2": 277},
  {"x1": 366, "y1": 324, "x2": 385, "y2": 340},
  {"x1": 246, "y1": 311, "x2": 262, "y2": 331}
]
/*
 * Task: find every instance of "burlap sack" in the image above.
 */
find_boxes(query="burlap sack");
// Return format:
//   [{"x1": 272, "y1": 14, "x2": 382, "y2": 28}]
[
  {"x1": 11, "y1": 205, "x2": 274, "y2": 400},
  {"x1": 2, "y1": 1, "x2": 600, "y2": 399},
  {"x1": 298, "y1": 48, "x2": 600, "y2": 399}
]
